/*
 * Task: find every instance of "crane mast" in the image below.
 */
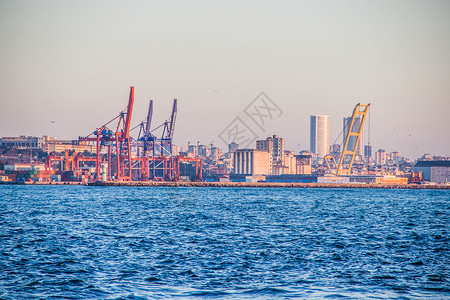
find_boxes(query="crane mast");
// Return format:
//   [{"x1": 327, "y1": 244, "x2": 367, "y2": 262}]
[
  {"x1": 325, "y1": 103, "x2": 370, "y2": 176},
  {"x1": 337, "y1": 103, "x2": 370, "y2": 175}
]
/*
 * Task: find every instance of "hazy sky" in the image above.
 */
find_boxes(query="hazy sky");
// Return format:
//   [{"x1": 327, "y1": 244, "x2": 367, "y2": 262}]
[{"x1": 1, "y1": 0, "x2": 449, "y2": 159}]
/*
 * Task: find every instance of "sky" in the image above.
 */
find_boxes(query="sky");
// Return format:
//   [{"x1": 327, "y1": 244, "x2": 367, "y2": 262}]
[{"x1": 1, "y1": 0, "x2": 449, "y2": 160}]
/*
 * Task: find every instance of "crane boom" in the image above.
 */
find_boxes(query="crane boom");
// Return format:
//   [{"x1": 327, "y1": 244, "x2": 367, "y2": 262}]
[
  {"x1": 123, "y1": 86, "x2": 134, "y2": 139},
  {"x1": 336, "y1": 103, "x2": 370, "y2": 175},
  {"x1": 168, "y1": 99, "x2": 177, "y2": 139},
  {"x1": 145, "y1": 100, "x2": 153, "y2": 138}
]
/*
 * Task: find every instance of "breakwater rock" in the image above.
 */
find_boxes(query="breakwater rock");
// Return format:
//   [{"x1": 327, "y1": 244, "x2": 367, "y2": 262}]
[{"x1": 87, "y1": 181, "x2": 449, "y2": 189}]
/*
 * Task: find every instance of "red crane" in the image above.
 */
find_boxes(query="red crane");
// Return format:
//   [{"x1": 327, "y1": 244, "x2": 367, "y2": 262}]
[{"x1": 79, "y1": 87, "x2": 135, "y2": 181}]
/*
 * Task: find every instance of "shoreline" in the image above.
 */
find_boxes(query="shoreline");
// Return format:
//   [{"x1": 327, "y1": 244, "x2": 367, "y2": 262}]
[{"x1": 1, "y1": 181, "x2": 449, "y2": 189}]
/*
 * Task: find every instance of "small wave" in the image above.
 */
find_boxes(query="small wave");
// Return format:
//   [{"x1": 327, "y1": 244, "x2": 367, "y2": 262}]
[
  {"x1": 372, "y1": 275, "x2": 396, "y2": 280},
  {"x1": 427, "y1": 274, "x2": 445, "y2": 282},
  {"x1": 145, "y1": 276, "x2": 162, "y2": 283},
  {"x1": 324, "y1": 293, "x2": 350, "y2": 299},
  {"x1": 242, "y1": 287, "x2": 289, "y2": 295},
  {"x1": 179, "y1": 269, "x2": 198, "y2": 278},
  {"x1": 66, "y1": 278, "x2": 86, "y2": 286},
  {"x1": 188, "y1": 290, "x2": 230, "y2": 297}
]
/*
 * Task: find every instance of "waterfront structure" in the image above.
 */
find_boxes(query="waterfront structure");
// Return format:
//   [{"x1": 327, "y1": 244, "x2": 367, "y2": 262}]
[
  {"x1": 413, "y1": 160, "x2": 450, "y2": 184},
  {"x1": 296, "y1": 154, "x2": 312, "y2": 174},
  {"x1": 310, "y1": 115, "x2": 330, "y2": 158},
  {"x1": 318, "y1": 175, "x2": 408, "y2": 185},
  {"x1": 233, "y1": 149, "x2": 272, "y2": 175}
]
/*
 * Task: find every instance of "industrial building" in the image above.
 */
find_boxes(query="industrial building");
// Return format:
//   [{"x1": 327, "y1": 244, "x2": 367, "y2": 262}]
[
  {"x1": 318, "y1": 175, "x2": 408, "y2": 185},
  {"x1": 0, "y1": 135, "x2": 96, "y2": 154},
  {"x1": 0, "y1": 136, "x2": 46, "y2": 149},
  {"x1": 43, "y1": 140, "x2": 96, "y2": 153},
  {"x1": 310, "y1": 115, "x2": 330, "y2": 157},
  {"x1": 296, "y1": 154, "x2": 312, "y2": 174},
  {"x1": 233, "y1": 149, "x2": 272, "y2": 175},
  {"x1": 413, "y1": 160, "x2": 450, "y2": 184},
  {"x1": 265, "y1": 174, "x2": 317, "y2": 183}
]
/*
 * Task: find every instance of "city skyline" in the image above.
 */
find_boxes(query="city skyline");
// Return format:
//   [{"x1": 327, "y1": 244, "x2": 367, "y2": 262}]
[{"x1": 1, "y1": 1, "x2": 449, "y2": 159}]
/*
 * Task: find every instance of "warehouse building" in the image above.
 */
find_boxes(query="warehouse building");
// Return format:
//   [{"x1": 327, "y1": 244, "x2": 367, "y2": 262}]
[
  {"x1": 413, "y1": 160, "x2": 449, "y2": 184},
  {"x1": 233, "y1": 149, "x2": 272, "y2": 175}
]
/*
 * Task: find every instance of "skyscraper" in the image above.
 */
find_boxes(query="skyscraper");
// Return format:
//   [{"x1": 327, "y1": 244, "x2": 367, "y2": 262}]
[{"x1": 310, "y1": 115, "x2": 330, "y2": 157}]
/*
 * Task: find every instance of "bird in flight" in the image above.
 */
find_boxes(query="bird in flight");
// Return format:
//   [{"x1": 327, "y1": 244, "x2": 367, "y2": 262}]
[{"x1": 49, "y1": 121, "x2": 55, "y2": 123}]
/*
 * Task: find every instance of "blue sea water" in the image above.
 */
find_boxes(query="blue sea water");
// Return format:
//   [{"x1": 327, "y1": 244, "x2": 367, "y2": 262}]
[{"x1": 0, "y1": 186, "x2": 449, "y2": 299}]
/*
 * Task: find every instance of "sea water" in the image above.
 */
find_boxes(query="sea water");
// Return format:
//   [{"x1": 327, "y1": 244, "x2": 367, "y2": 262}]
[{"x1": 0, "y1": 185, "x2": 448, "y2": 299}]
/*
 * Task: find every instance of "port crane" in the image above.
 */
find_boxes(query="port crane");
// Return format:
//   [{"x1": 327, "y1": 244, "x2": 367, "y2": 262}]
[
  {"x1": 137, "y1": 99, "x2": 177, "y2": 157},
  {"x1": 64, "y1": 150, "x2": 80, "y2": 171},
  {"x1": 45, "y1": 87, "x2": 202, "y2": 182},
  {"x1": 325, "y1": 103, "x2": 370, "y2": 176},
  {"x1": 79, "y1": 87, "x2": 135, "y2": 181},
  {"x1": 133, "y1": 99, "x2": 202, "y2": 181},
  {"x1": 133, "y1": 99, "x2": 177, "y2": 180}
]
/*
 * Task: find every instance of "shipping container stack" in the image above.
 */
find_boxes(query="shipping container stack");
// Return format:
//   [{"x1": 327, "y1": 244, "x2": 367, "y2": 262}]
[{"x1": 2, "y1": 167, "x2": 99, "y2": 183}]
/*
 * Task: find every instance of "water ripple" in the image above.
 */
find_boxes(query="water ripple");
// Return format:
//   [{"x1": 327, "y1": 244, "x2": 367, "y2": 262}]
[{"x1": 0, "y1": 186, "x2": 449, "y2": 299}]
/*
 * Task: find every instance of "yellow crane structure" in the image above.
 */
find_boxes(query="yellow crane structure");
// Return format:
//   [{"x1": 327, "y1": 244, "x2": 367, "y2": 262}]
[
  {"x1": 64, "y1": 150, "x2": 80, "y2": 171},
  {"x1": 325, "y1": 103, "x2": 370, "y2": 176}
]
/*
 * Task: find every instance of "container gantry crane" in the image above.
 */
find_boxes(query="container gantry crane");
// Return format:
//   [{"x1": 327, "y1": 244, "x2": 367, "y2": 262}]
[
  {"x1": 134, "y1": 99, "x2": 177, "y2": 180},
  {"x1": 79, "y1": 86, "x2": 135, "y2": 181},
  {"x1": 136, "y1": 99, "x2": 177, "y2": 157},
  {"x1": 325, "y1": 103, "x2": 370, "y2": 176},
  {"x1": 133, "y1": 98, "x2": 202, "y2": 181}
]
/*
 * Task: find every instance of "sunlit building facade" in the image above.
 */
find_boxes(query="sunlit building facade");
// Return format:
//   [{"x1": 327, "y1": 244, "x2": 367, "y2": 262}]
[{"x1": 310, "y1": 115, "x2": 330, "y2": 158}]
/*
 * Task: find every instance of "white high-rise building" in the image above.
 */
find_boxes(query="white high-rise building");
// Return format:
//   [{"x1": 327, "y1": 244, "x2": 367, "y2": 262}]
[{"x1": 310, "y1": 115, "x2": 330, "y2": 158}]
